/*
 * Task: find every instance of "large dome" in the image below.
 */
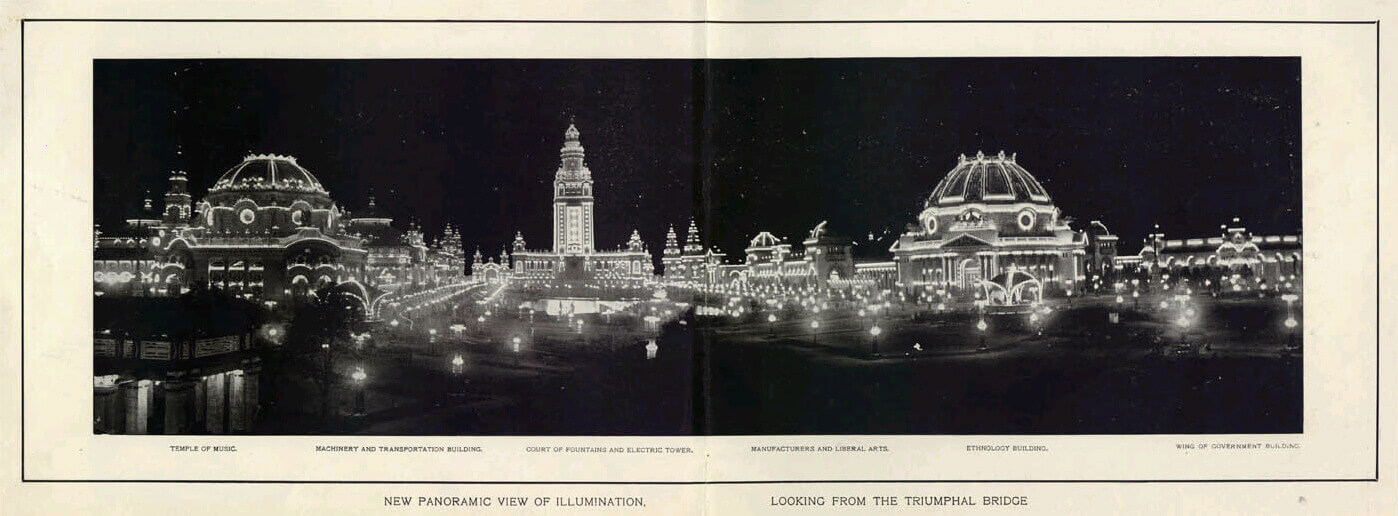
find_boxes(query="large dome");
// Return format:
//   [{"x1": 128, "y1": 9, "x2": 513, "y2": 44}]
[
  {"x1": 208, "y1": 154, "x2": 328, "y2": 195},
  {"x1": 925, "y1": 151, "x2": 1052, "y2": 208}
]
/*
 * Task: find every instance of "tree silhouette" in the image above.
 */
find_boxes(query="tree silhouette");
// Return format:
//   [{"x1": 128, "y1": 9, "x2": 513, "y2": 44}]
[{"x1": 283, "y1": 289, "x2": 366, "y2": 420}]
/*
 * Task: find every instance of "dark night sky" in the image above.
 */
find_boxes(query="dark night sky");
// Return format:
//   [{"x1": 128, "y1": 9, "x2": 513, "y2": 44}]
[{"x1": 95, "y1": 58, "x2": 1300, "y2": 263}]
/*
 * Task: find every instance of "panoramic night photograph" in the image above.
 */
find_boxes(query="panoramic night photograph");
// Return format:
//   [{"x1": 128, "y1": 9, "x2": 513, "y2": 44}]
[{"x1": 91, "y1": 57, "x2": 1302, "y2": 436}]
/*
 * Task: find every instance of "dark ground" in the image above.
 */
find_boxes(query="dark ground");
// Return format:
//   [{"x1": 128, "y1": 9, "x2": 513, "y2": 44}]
[{"x1": 251, "y1": 296, "x2": 1301, "y2": 436}]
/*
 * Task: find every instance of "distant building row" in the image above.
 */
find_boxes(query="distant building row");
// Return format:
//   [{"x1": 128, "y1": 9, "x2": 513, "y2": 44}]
[{"x1": 93, "y1": 155, "x2": 466, "y2": 305}]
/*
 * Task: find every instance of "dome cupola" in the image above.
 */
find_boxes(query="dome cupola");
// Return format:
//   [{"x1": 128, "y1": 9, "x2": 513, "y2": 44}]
[
  {"x1": 925, "y1": 150, "x2": 1052, "y2": 208},
  {"x1": 208, "y1": 154, "x2": 329, "y2": 197}
]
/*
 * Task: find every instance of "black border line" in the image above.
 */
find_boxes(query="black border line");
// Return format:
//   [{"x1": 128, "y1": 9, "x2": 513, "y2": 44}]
[{"x1": 18, "y1": 18, "x2": 1381, "y2": 485}]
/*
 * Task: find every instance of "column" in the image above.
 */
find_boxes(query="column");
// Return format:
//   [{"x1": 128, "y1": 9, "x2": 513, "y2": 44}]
[
  {"x1": 93, "y1": 383, "x2": 120, "y2": 434},
  {"x1": 121, "y1": 380, "x2": 150, "y2": 435},
  {"x1": 243, "y1": 369, "x2": 261, "y2": 427},
  {"x1": 162, "y1": 381, "x2": 195, "y2": 434},
  {"x1": 205, "y1": 373, "x2": 226, "y2": 434},
  {"x1": 228, "y1": 370, "x2": 247, "y2": 433},
  {"x1": 194, "y1": 379, "x2": 207, "y2": 426}
]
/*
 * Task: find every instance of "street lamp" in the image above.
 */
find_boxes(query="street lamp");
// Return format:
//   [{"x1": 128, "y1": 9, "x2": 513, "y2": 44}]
[
  {"x1": 1176, "y1": 315, "x2": 1191, "y2": 348},
  {"x1": 512, "y1": 336, "x2": 522, "y2": 366},
  {"x1": 451, "y1": 353, "x2": 464, "y2": 375},
  {"x1": 810, "y1": 320, "x2": 820, "y2": 346},
  {"x1": 645, "y1": 339, "x2": 658, "y2": 360},
  {"x1": 976, "y1": 317, "x2": 988, "y2": 350},
  {"x1": 1284, "y1": 314, "x2": 1299, "y2": 349},
  {"x1": 351, "y1": 366, "x2": 367, "y2": 416},
  {"x1": 767, "y1": 313, "x2": 777, "y2": 338},
  {"x1": 869, "y1": 324, "x2": 882, "y2": 357},
  {"x1": 1279, "y1": 293, "x2": 1300, "y2": 349}
]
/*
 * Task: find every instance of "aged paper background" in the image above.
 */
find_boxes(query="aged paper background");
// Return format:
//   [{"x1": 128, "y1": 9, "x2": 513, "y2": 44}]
[{"x1": 0, "y1": 1, "x2": 1394, "y2": 514}]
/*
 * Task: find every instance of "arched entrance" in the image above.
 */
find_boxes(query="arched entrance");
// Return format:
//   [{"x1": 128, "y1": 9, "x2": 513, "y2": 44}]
[{"x1": 958, "y1": 258, "x2": 982, "y2": 290}]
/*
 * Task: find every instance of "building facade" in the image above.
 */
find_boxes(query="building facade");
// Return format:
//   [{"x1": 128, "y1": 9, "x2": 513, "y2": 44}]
[
  {"x1": 502, "y1": 124, "x2": 655, "y2": 284},
  {"x1": 1116, "y1": 218, "x2": 1303, "y2": 284},
  {"x1": 889, "y1": 151, "x2": 1090, "y2": 302},
  {"x1": 95, "y1": 154, "x2": 463, "y2": 306},
  {"x1": 346, "y1": 196, "x2": 465, "y2": 293}
]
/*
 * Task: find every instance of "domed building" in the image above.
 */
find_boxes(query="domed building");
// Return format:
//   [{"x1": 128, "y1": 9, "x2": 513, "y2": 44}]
[
  {"x1": 890, "y1": 151, "x2": 1089, "y2": 299},
  {"x1": 344, "y1": 196, "x2": 465, "y2": 292},
  {"x1": 147, "y1": 154, "x2": 368, "y2": 302}
]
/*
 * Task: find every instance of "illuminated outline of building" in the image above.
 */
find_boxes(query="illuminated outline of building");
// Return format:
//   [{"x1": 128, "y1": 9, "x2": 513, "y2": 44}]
[
  {"x1": 1114, "y1": 218, "x2": 1302, "y2": 282},
  {"x1": 94, "y1": 155, "x2": 464, "y2": 305},
  {"x1": 495, "y1": 124, "x2": 655, "y2": 284},
  {"x1": 888, "y1": 151, "x2": 1089, "y2": 301}
]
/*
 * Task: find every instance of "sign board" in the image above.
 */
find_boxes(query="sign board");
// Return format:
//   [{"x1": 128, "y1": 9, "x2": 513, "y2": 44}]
[
  {"x1": 94, "y1": 337, "x2": 118, "y2": 358},
  {"x1": 139, "y1": 340, "x2": 172, "y2": 360},
  {"x1": 194, "y1": 335, "x2": 240, "y2": 358}
]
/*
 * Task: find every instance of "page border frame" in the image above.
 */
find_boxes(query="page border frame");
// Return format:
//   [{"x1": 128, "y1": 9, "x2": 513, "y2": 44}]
[{"x1": 17, "y1": 17, "x2": 1381, "y2": 485}]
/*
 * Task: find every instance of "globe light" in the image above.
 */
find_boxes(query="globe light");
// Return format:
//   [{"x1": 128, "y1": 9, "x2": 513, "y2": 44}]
[
  {"x1": 976, "y1": 319, "x2": 988, "y2": 332},
  {"x1": 351, "y1": 366, "x2": 367, "y2": 384},
  {"x1": 1284, "y1": 316, "x2": 1298, "y2": 329},
  {"x1": 1176, "y1": 316, "x2": 1190, "y2": 329},
  {"x1": 451, "y1": 354, "x2": 464, "y2": 367},
  {"x1": 811, "y1": 320, "x2": 820, "y2": 329},
  {"x1": 869, "y1": 325, "x2": 882, "y2": 337}
]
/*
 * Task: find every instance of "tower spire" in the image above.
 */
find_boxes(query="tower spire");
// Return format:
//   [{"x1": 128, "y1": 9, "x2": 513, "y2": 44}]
[
  {"x1": 553, "y1": 119, "x2": 595, "y2": 253},
  {"x1": 683, "y1": 218, "x2": 703, "y2": 255}
]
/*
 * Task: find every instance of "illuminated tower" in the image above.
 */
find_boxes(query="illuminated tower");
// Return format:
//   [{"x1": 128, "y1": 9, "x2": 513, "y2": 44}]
[
  {"x1": 661, "y1": 225, "x2": 682, "y2": 277},
  {"x1": 552, "y1": 123, "x2": 595, "y2": 254},
  {"x1": 682, "y1": 218, "x2": 703, "y2": 255},
  {"x1": 162, "y1": 170, "x2": 192, "y2": 226},
  {"x1": 681, "y1": 218, "x2": 706, "y2": 280}
]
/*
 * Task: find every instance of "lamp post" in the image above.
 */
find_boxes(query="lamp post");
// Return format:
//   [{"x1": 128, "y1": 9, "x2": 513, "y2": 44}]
[
  {"x1": 1132, "y1": 289, "x2": 1140, "y2": 309},
  {"x1": 1176, "y1": 314, "x2": 1191, "y2": 349},
  {"x1": 1276, "y1": 292, "x2": 1300, "y2": 344},
  {"x1": 976, "y1": 317, "x2": 988, "y2": 351},
  {"x1": 511, "y1": 336, "x2": 522, "y2": 366},
  {"x1": 810, "y1": 320, "x2": 820, "y2": 346},
  {"x1": 767, "y1": 313, "x2": 777, "y2": 338},
  {"x1": 1284, "y1": 314, "x2": 1298, "y2": 349},
  {"x1": 869, "y1": 324, "x2": 882, "y2": 357},
  {"x1": 320, "y1": 341, "x2": 331, "y2": 382},
  {"x1": 645, "y1": 339, "x2": 658, "y2": 360},
  {"x1": 351, "y1": 366, "x2": 367, "y2": 417}
]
